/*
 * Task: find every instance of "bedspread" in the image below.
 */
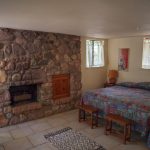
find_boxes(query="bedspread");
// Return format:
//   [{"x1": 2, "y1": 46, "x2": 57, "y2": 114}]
[{"x1": 82, "y1": 86, "x2": 150, "y2": 147}]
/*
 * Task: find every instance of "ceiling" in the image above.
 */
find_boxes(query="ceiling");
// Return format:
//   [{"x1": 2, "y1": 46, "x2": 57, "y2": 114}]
[{"x1": 0, "y1": 0, "x2": 150, "y2": 38}]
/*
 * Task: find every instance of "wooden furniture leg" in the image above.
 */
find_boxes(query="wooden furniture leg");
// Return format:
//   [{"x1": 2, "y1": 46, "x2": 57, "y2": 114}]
[
  {"x1": 105, "y1": 120, "x2": 107, "y2": 135},
  {"x1": 78, "y1": 109, "x2": 81, "y2": 122},
  {"x1": 96, "y1": 112, "x2": 98, "y2": 127},
  {"x1": 91, "y1": 112, "x2": 93, "y2": 129},
  {"x1": 78, "y1": 104, "x2": 99, "y2": 129},
  {"x1": 105, "y1": 114, "x2": 132, "y2": 144},
  {"x1": 110, "y1": 120, "x2": 112, "y2": 134},
  {"x1": 127, "y1": 124, "x2": 131, "y2": 141},
  {"x1": 105, "y1": 119, "x2": 110, "y2": 135},
  {"x1": 83, "y1": 110, "x2": 85, "y2": 121},
  {"x1": 124, "y1": 125, "x2": 127, "y2": 144}
]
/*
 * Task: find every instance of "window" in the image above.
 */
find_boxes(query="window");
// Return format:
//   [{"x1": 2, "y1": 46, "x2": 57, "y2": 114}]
[
  {"x1": 142, "y1": 38, "x2": 150, "y2": 69},
  {"x1": 86, "y1": 40, "x2": 104, "y2": 68}
]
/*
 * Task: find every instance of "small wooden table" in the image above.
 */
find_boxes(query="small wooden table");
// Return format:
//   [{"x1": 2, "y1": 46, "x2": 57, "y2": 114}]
[
  {"x1": 105, "y1": 114, "x2": 132, "y2": 144},
  {"x1": 104, "y1": 82, "x2": 116, "y2": 88},
  {"x1": 78, "y1": 104, "x2": 99, "y2": 129}
]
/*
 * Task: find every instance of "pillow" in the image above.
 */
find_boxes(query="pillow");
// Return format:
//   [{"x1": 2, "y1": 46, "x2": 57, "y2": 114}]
[
  {"x1": 135, "y1": 82, "x2": 150, "y2": 91},
  {"x1": 117, "y1": 82, "x2": 137, "y2": 88}
]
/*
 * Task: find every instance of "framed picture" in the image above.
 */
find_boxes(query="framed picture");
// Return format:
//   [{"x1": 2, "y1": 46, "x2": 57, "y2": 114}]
[{"x1": 118, "y1": 48, "x2": 129, "y2": 71}]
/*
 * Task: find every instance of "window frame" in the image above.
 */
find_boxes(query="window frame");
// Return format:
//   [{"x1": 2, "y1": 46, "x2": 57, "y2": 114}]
[
  {"x1": 86, "y1": 39, "x2": 105, "y2": 68},
  {"x1": 142, "y1": 38, "x2": 150, "y2": 69}
]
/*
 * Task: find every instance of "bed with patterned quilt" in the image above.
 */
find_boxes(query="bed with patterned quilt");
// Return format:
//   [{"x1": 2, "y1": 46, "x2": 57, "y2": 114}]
[{"x1": 82, "y1": 82, "x2": 150, "y2": 148}]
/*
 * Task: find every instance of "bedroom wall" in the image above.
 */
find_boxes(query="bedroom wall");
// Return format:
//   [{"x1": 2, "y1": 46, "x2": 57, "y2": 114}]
[
  {"x1": 108, "y1": 37, "x2": 150, "y2": 82},
  {"x1": 81, "y1": 37, "x2": 108, "y2": 93}
]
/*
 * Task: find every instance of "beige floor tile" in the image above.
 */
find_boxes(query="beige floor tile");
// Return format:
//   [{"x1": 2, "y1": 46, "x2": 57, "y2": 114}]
[
  {"x1": 30, "y1": 122, "x2": 51, "y2": 132},
  {"x1": 53, "y1": 110, "x2": 76, "y2": 116},
  {"x1": 47, "y1": 143, "x2": 58, "y2": 150},
  {"x1": 0, "y1": 145, "x2": 4, "y2": 150},
  {"x1": 27, "y1": 131, "x2": 47, "y2": 146},
  {"x1": 0, "y1": 132, "x2": 13, "y2": 144},
  {"x1": 94, "y1": 134, "x2": 121, "y2": 149},
  {"x1": 67, "y1": 121, "x2": 89, "y2": 130},
  {"x1": 30, "y1": 143, "x2": 57, "y2": 150},
  {"x1": 17, "y1": 122, "x2": 30, "y2": 128},
  {"x1": 35, "y1": 118, "x2": 48, "y2": 123},
  {"x1": 49, "y1": 113, "x2": 67, "y2": 119},
  {"x1": 63, "y1": 113, "x2": 78, "y2": 122},
  {"x1": 66, "y1": 110, "x2": 78, "y2": 117},
  {"x1": 48, "y1": 110, "x2": 78, "y2": 122},
  {"x1": 79, "y1": 130, "x2": 95, "y2": 139},
  {"x1": 21, "y1": 120, "x2": 39, "y2": 127},
  {"x1": 69, "y1": 109, "x2": 78, "y2": 114},
  {"x1": 115, "y1": 143, "x2": 149, "y2": 150},
  {"x1": 0, "y1": 109, "x2": 149, "y2": 150},
  {"x1": 0, "y1": 125, "x2": 17, "y2": 133},
  {"x1": 43, "y1": 126, "x2": 67, "y2": 135},
  {"x1": 10, "y1": 126, "x2": 34, "y2": 139},
  {"x1": 83, "y1": 127, "x2": 104, "y2": 138},
  {"x1": 3, "y1": 137, "x2": 33, "y2": 150},
  {"x1": 28, "y1": 120, "x2": 40, "y2": 125},
  {"x1": 47, "y1": 117, "x2": 67, "y2": 128}
]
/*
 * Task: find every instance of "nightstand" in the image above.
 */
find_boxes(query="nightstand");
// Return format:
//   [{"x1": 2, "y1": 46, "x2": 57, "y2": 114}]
[{"x1": 104, "y1": 83, "x2": 116, "y2": 88}]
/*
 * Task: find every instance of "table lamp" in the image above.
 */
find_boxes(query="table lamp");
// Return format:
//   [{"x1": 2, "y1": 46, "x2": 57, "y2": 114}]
[{"x1": 108, "y1": 70, "x2": 118, "y2": 84}]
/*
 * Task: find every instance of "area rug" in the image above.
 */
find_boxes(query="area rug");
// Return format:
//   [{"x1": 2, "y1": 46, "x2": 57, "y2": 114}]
[{"x1": 44, "y1": 127, "x2": 106, "y2": 150}]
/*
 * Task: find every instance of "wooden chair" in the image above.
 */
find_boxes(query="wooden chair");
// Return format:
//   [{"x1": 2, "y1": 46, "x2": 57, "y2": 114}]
[
  {"x1": 78, "y1": 104, "x2": 99, "y2": 129},
  {"x1": 105, "y1": 114, "x2": 132, "y2": 144}
]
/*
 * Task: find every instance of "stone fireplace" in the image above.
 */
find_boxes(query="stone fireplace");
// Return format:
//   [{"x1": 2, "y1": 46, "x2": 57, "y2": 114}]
[
  {"x1": 0, "y1": 28, "x2": 81, "y2": 127},
  {"x1": 9, "y1": 84, "x2": 38, "y2": 106}
]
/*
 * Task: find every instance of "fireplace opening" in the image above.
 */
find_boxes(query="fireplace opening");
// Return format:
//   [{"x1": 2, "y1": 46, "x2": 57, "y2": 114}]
[{"x1": 9, "y1": 84, "x2": 37, "y2": 106}]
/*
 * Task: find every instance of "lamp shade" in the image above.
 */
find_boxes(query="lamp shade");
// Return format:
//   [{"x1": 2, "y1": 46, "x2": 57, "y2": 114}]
[{"x1": 108, "y1": 70, "x2": 118, "y2": 78}]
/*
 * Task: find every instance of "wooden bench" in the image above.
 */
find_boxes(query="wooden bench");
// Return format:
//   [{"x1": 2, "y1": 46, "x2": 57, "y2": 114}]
[
  {"x1": 78, "y1": 104, "x2": 99, "y2": 129},
  {"x1": 105, "y1": 114, "x2": 132, "y2": 144}
]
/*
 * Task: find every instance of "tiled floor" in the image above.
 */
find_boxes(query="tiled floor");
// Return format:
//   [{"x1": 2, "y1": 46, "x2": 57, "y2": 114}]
[{"x1": 0, "y1": 109, "x2": 149, "y2": 150}]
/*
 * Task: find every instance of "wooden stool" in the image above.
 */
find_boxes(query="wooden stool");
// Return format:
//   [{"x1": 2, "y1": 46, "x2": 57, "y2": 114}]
[
  {"x1": 105, "y1": 114, "x2": 131, "y2": 144},
  {"x1": 78, "y1": 104, "x2": 99, "y2": 129}
]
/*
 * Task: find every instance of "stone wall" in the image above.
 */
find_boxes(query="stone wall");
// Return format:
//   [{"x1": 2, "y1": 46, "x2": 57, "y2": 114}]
[{"x1": 0, "y1": 28, "x2": 81, "y2": 126}]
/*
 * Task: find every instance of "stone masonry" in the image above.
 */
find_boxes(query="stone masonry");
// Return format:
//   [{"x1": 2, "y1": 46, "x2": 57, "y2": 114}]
[{"x1": 0, "y1": 28, "x2": 81, "y2": 126}]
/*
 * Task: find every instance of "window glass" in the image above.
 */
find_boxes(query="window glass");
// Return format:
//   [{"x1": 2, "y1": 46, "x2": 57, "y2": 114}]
[
  {"x1": 142, "y1": 38, "x2": 150, "y2": 69},
  {"x1": 86, "y1": 40, "x2": 104, "y2": 68}
]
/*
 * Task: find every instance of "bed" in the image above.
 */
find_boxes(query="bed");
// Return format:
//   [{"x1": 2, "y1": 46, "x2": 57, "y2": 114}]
[{"x1": 82, "y1": 82, "x2": 150, "y2": 147}]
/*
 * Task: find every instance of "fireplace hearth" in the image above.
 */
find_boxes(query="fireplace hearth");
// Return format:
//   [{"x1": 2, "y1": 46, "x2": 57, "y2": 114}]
[{"x1": 9, "y1": 84, "x2": 37, "y2": 106}]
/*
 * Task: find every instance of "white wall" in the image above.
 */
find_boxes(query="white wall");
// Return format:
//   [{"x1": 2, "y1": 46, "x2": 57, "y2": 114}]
[
  {"x1": 108, "y1": 37, "x2": 150, "y2": 82},
  {"x1": 81, "y1": 37, "x2": 108, "y2": 93}
]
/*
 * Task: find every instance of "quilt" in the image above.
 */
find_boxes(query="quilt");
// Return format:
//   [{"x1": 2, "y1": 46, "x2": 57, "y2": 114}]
[{"x1": 82, "y1": 85, "x2": 150, "y2": 147}]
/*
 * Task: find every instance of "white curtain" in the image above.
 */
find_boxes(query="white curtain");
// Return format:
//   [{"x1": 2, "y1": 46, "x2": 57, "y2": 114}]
[{"x1": 86, "y1": 40, "x2": 104, "y2": 68}]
